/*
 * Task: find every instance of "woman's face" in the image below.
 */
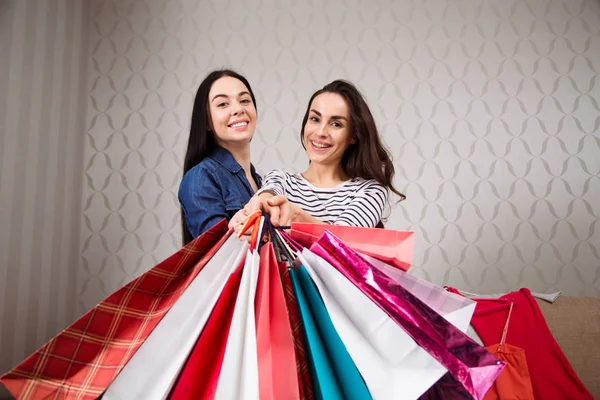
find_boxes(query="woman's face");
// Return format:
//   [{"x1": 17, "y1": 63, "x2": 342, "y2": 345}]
[
  {"x1": 303, "y1": 92, "x2": 354, "y2": 166},
  {"x1": 208, "y1": 76, "x2": 256, "y2": 146}
]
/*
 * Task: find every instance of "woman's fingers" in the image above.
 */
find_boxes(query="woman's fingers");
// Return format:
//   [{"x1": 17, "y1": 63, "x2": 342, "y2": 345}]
[
  {"x1": 267, "y1": 195, "x2": 288, "y2": 206},
  {"x1": 279, "y1": 206, "x2": 293, "y2": 226},
  {"x1": 267, "y1": 195, "x2": 294, "y2": 226},
  {"x1": 231, "y1": 208, "x2": 251, "y2": 233},
  {"x1": 269, "y1": 203, "x2": 281, "y2": 226}
]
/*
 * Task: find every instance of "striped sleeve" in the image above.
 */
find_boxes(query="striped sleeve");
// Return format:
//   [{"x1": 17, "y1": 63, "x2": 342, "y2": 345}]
[
  {"x1": 332, "y1": 180, "x2": 387, "y2": 228},
  {"x1": 255, "y1": 169, "x2": 287, "y2": 196}
]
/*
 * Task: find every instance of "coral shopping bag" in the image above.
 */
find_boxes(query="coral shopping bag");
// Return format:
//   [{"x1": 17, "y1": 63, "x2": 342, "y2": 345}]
[
  {"x1": 290, "y1": 223, "x2": 414, "y2": 271},
  {"x1": 254, "y1": 243, "x2": 299, "y2": 399}
]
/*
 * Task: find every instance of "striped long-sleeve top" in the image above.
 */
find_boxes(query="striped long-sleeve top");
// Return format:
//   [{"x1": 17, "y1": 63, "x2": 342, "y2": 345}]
[{"x1": 256, "y1": 169, "x2": 387, "y2": 228}]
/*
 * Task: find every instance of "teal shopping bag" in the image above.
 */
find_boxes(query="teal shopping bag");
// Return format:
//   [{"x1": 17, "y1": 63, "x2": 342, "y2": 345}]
[{"x1": 290, "y1": 265, "x2": 372, "y2": 400}]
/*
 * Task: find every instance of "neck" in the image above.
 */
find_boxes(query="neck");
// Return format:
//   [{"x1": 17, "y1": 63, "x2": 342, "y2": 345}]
[
  {"x1": 220, "y1": 141, "x2": 252, "y2": 173},
  {"x1": 302, "y1": 162, "x2": 348, "y2": 187}
]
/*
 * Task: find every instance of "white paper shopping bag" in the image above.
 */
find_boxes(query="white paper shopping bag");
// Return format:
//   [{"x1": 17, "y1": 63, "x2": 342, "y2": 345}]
[
  {"x1": 214, "y1": 249, "x2": 260, "y2": 400},
  {"x1": 300, "y1": 249, "x2": 475, "y2": 400},
  {"x1": 103, "y1": 235, "x2": 248, "y2": 400}
]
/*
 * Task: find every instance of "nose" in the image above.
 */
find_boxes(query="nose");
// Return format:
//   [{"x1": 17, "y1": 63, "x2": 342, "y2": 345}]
[
  {"x1": 231, "y1": 101, "x2": 245, "y2": 116},
  {"x1": 315, "y1": 123, "x2": 328, "y2": 137}
]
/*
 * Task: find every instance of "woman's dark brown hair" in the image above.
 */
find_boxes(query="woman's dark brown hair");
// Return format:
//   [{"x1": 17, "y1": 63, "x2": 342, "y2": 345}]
[
  {"x1": 181, "y1": 69, "x2": 257, "y2": 245},
  {"x1": 300, "y1": 80, "x2": 405, "y2": 201}
]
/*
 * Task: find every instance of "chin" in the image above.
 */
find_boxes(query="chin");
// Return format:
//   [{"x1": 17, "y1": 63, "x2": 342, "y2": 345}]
[
  {"x1": 308, "y1": 155, "x2": 329, "y2": 164},
  {"x1": 230, "y1": 132, "x2": 254, "y2": 142}
]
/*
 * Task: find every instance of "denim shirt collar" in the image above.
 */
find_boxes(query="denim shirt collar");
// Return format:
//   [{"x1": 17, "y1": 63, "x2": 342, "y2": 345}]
[
  {"x1": 210, "y1": 146, "x2": 241, "y2": 173},
  {"x1": 209, "y1": 145, "x2": 260, "y2": 182}
]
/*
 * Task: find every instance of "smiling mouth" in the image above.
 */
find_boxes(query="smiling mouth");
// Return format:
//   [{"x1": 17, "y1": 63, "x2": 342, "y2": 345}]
[
  {"x1": 229, "y1": 121, "x2": 249, "y2": 128},
  {"x1": 311, "y1": 140, "x2": 331, "y2": 149}
]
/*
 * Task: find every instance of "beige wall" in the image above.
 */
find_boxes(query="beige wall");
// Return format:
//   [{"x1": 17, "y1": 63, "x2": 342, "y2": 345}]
[
  {"x1": 79, "y1": 0, "x2": 600, "y2": 315},
  {"x1": 0, "y1": 0, "x2": 90, "y2": 375}
]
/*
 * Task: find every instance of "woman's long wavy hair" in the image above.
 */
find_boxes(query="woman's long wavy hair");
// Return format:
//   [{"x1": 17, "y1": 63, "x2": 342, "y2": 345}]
[
  {"x1": 300, "y1": 80, "x2": 405, "y2": 204},
  {"x1": 181, "y1": 69, "x2": 257, "y2": 245}
]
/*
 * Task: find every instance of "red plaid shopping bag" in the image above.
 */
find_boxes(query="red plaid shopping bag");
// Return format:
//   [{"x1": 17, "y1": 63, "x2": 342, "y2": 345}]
[
  {"x1": 0, "y1": 220, "x2": 230, "y2": 400},
  {"x1": 279, "y1": 262, "x2": 314, "y2": 400}
]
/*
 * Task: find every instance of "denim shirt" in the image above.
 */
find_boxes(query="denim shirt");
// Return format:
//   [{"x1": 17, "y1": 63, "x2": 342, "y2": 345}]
[{"x1": 178, "y1": 146, "x2": 262, "y2": 238}]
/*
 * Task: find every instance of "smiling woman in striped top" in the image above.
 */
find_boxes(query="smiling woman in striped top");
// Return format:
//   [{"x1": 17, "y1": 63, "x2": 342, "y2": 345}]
[{"x1": 230, "y1": 80, "x2": 405, "y2": 230}]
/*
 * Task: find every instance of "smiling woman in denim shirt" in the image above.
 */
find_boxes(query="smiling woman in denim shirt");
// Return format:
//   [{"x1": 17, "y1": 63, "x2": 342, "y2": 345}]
[{"x1": 179, "y1": 70, "x2": 262, "y2": 244}]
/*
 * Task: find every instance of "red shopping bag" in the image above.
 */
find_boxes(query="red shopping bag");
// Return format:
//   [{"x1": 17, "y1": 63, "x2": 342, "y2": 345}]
[
  {"x1": 170, "y1": 259, "x2": 245, "y2": 399},
  {"x1": 255, "y1": 243, "x2": 300, "y2": 399},
  {"x1": 290, "y1": 223, "x2": 414, "y2": 271},
  {"x1": 0, "y1": 220, "x2": 230, "y2": 400}
]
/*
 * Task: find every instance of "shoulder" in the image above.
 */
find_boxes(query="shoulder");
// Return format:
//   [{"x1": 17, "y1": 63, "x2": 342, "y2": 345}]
[
  {"x1": 182, "y1": 159, "x2": 217, "y2": 182},
  {"x1": 264, "y1": 169, "x2": 299, "y2": 184},
  {"x1": 349, "y1": 178, "x2": 387, "y2": 196},
  {"x1": 259, "y1": 170, "x2": 299, "y2": 195},
  {"x1": 264, "y1": 169, "x2": 291, "y2": 179},
  {"x1": 348, "y1": 177, "x2": 384, "y2": 189},
  {"x1": 179, "y1": 160, "x2": 219, "y2": 194}
]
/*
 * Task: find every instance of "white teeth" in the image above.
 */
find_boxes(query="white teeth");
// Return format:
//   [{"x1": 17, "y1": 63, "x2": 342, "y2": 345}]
[
  {"x1": 230, "y1": 122, "x2": 248, "y2": 128},
  {"x1": 311, "y1": 141, "x2": 330, "y2": 148}
]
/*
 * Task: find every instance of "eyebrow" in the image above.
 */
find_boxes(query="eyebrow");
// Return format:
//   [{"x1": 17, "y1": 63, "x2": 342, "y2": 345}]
[
  {"x1": 310, "y1": 109, "x2": 348, "y2": 121},
  {"x1": 211, "y1": 91, "x2": 251, "y2": 102}
]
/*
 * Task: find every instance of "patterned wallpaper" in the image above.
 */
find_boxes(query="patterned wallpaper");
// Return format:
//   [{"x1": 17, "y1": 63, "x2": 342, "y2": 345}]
[
  {"x1": 0, "y1": 0, "x2": 90, "y2": 376},
  {"x1": 79, "y1": 0, "x2": 600, "y2": 314}
]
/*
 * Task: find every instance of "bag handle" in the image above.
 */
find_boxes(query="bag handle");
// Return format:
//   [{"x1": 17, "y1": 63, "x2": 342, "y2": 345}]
[
  {"x1": 236, "y1": 210, "x2": 264, "y2": 251},
  {"x1": 498, "y1": 302, "x2": 514, "y2": 351},
  {"x1": 263, "y1": 220, "x2": 296, "y2": 262},
  {"x1": 276, "y1": 228, "x2": 303, "y2": 252},
  {"x1": 236, "y1": 210, "x2": 262, "y2": 238}
]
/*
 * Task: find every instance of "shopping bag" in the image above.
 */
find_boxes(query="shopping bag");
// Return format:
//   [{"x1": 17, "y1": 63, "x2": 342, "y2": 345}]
[
  {"x1": 169, "y1": 261, "x2": 244, "y2": 399},
  {"x1": 300, "y1": 249, "x2": 475, "y2": 400},
  {"x1": 0, "y1": 220, "x2": 230, "y2": 400},
  {"x1": 418, "y1": 373, "x2": 473, "y2": 400},
  {"x1": 103, "y1": 234, "x2": 248, "y2": 399},
  {"x1": 214, "y1": 250, "x2": 261, "y2": 400},
  {"x1": 278, "y1": 262, "x2": 315, "y2": 400},
  {"x1": 360, "y1": 253, "x2": 475, "y2": 332},
  {"x1": 311, "y1": 231, "x2": 505, "y2": 400},
  {"x1": 290, "y1": 265, "x2": 372, "y2": 400},
  {"x1": 290, "y1": 223, "x2": 414, "y2": 271},
  {"x1": 254, "y1": 243, "x2": 300, "y2": 399}
]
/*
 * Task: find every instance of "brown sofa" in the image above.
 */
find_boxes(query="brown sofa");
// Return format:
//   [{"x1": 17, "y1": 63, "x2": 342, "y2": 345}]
[
  {"x1": 536, "y1": 296, "x2": 600, "y2": 398},
  {"x1": 1, "y1": 296, "x2": 598, "y2": 400}
]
